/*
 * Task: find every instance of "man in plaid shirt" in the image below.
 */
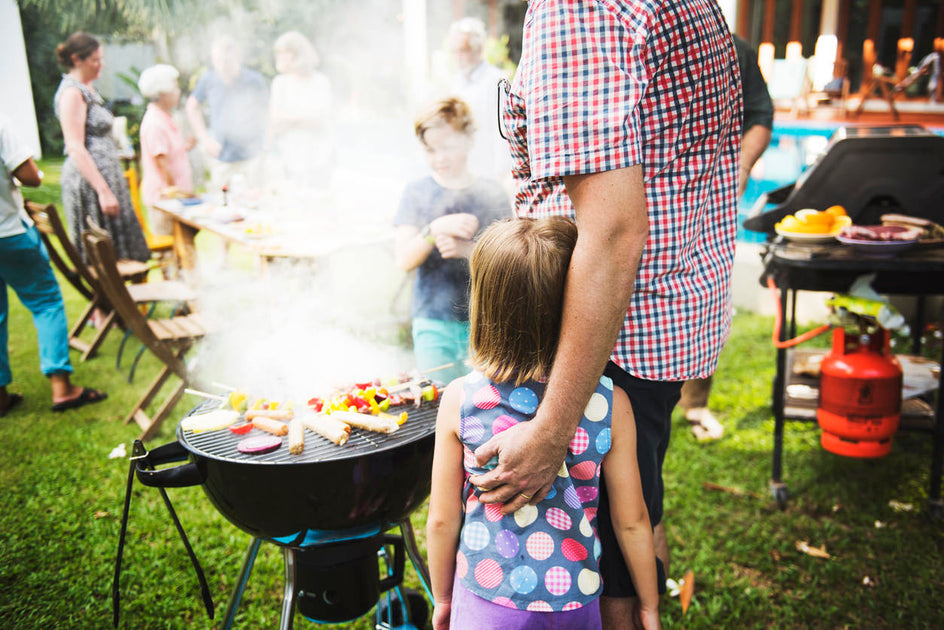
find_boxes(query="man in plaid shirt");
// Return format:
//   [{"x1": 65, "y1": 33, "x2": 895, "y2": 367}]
[{"x1": 470, "y1": 0, "x2": 741, "y2": 625}]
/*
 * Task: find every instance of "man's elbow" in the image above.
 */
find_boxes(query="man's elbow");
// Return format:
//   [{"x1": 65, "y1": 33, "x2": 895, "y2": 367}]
[{"x1": 13, "y1": 160, "x2": 42, "y2": 187}]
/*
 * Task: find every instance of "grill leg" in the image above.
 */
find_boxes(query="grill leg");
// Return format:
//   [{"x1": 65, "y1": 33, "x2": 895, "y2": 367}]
[
  {"x1": 222, "y1": 537, "x2": 262, "y2": 630},
  {"x1": 279, "y1": 546, "x2": 297, "y2": 630},
  {"x1": 400, "y1": 520, "x2": 433, "y2": 602}
]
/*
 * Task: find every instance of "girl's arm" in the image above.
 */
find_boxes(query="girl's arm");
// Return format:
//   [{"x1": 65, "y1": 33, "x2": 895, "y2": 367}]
[
  {"x1": 426, "y1": 380, "x2": 467, "y2": 629},
  {"x1": 603, "y1": 385, "x2": 661, "y2": 629},
  {"x1": 58, "y1": 86, "x2": 120, "y2": 216}
]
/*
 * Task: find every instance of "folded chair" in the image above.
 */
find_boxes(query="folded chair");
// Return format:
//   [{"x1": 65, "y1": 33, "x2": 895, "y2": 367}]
[
  {"x1": 23, "y1": 201, "x2": 149, "y2": 361},
  {"x1": 83, "y1": 225, "x2": 209, "y2": 440},
  {"x1": 124, "y1": 166, "x2": 175, "y2": 260}
]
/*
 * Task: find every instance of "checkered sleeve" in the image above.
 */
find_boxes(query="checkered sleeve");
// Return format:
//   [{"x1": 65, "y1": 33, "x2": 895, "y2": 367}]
[{"x1": 524, "y1": 0, "x2": 647, "y2": 180}]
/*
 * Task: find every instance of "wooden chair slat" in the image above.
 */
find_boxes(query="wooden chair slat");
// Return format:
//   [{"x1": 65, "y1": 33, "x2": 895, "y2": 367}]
[{"x1": 84, "y1": 226, "x2": 207, "y2": 440}]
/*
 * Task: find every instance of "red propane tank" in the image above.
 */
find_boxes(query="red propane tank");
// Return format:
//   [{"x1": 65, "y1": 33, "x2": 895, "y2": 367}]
[{"x1": 817, "y1": 327, "x2": 902, "y2": 458}]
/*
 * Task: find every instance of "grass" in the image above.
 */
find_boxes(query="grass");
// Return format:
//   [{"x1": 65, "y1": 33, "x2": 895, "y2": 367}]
[{"x1": 1, "y1": 160, "x2": 942, "y2": 629}]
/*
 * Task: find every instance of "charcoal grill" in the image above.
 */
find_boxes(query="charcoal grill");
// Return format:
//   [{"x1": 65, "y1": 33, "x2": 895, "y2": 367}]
[{"x1": 115, "y1": 400, "x2": 439, "y2": 629}]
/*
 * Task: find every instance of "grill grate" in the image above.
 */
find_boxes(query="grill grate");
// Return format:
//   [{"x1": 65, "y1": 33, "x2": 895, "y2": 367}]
[{"x1": 178, "y1": 402, "x2": 439, "y2": 464}]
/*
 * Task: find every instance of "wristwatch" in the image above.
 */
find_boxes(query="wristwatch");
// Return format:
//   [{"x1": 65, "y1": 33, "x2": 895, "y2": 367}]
[{"x1": 420, "y1": 224, "x2": 435, "y2": 244}]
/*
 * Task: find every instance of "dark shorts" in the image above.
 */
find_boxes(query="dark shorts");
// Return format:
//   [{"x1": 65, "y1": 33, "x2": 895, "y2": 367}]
[{"x1": 597, "y1": 362, "x2": 682, "y2": 598}]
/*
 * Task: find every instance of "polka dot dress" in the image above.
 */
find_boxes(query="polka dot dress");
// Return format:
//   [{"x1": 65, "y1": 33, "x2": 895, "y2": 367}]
[{"x1": 457, "y1": 371, "x2": 613, "y2": 611}]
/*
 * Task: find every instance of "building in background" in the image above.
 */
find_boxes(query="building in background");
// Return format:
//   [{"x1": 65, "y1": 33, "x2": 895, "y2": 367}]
[
  {"x1": 1, "y1": 0, "x2": 41, "y2": 158},
  {"x1": 731, "y1": 0, "x2": 943, "y2": 98}
]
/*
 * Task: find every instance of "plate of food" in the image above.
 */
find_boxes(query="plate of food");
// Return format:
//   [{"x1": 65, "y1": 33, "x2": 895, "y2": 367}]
[
  {"x1": 880, "y1": 213, "x2": 944, "y2": 249},
  {"x1": 774, "y1": 208, "x2": 852, "y2": 243},
  {"x1": 836, "y1": 225, "x2": 921, "y2": 257}
]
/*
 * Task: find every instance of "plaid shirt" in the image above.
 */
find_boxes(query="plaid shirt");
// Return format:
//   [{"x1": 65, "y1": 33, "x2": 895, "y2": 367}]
[{"x1": 503, "y1": 0, "x2": 742, "y2": 381}]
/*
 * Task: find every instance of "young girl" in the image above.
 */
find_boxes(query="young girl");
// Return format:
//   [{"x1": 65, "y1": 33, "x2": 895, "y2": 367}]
[
  {"x1": 426, "y1": 217, "x2": 661, "y2": 630},
  {"x1": 393, "y1": 97, "x2": 509, "y2": 384}
]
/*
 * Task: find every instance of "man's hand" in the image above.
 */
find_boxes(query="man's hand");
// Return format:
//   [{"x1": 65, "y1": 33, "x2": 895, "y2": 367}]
[
  {"x1": 201, "y1": 137, "x2": 223, "y2": 159},
  {"x1": 468, "y1": 420, "x2": 569, "y2": 515}
]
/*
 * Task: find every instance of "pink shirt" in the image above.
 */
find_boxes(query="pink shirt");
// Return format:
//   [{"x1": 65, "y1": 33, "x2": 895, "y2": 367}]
[{"x1": 139, "y1": 103, "x2": 193, "y2": 208}]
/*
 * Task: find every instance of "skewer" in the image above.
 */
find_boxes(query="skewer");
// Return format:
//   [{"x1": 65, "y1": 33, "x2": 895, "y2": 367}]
[
  {"x1": 184, "y1": 388, "x2": 227, "y2": 401},
  {"x1": 211, "y1": 382, "x2": 237, "y2": 392},
  {"x1": 386, "y1": 378, "x2": 433, "y2": 394},
  {"x1": 422, "y1": 362, "x2": 457, "y2": 374}
]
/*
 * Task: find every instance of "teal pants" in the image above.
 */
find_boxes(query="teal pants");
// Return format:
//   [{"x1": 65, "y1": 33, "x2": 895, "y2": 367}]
[
  {"x1": 0, "y1": 224, "x2": 73, "y2": 386},
  {"x1": 411, "y1": 317, "x2": 470, "y2": 384}
]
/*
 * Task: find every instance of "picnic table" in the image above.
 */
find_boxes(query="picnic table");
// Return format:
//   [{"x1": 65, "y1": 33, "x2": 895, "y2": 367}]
[{"x1": 152, "y1": 196, "x2": 391, "y2": 276}]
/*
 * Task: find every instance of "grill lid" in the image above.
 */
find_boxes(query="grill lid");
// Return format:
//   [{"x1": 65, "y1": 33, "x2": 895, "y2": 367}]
[
  {"x1": 743, "y1": 125, "x2": 944, "y2": 235},
  {"x1": 177, "y1": 403, "x2": 439, "y2": 465}
]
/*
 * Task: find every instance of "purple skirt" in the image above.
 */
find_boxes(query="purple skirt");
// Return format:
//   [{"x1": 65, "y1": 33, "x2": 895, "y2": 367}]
[{"x1": 449, "y1": 579, "x2": 602, "y2": 630}]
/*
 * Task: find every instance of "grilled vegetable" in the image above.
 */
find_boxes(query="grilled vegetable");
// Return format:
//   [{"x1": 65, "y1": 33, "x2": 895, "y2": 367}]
[{"x1": 237, "y1": 435, "x2": 282, "y2": 455}]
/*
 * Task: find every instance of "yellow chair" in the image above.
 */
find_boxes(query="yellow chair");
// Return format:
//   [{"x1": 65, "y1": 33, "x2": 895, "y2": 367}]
[{"x1": 124, "y1": 166, "x2": 176, "y2": 255}]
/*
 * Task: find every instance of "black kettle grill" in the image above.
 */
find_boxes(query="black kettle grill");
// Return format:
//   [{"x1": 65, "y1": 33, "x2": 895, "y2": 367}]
[
  {"x1": 742, "y1": 124, "x2": 944, "y2": 235},
  {"x1": 114, "y1": 401, "x2": 438, "y2": 629}
]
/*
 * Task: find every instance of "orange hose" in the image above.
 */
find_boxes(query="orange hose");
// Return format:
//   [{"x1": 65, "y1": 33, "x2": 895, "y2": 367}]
[{"x1": 766, "y1": 276, "x2": 832, "y2": 348}]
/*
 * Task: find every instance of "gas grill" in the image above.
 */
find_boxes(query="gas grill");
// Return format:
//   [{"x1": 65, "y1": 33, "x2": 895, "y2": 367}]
[
  {"x1": 743, "y1": 124, "x2": 944, "y2": 516},
  {"x1": 743, "y1": 124, "x2": 944, "y2": 235}
]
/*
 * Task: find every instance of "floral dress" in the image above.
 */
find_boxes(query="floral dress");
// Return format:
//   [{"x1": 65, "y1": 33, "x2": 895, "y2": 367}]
[{"x1": 54, "y1": 75, "x2": 149, "y2": 263}]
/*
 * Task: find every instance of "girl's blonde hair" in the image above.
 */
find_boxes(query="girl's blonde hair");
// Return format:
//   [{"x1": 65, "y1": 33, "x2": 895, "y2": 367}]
[
  {"x1": 413, "y1": 97, "x2": 476, "y2": 146},
  {"x1": 469, "y1": 217, "x2": 577, "y2": 386}
]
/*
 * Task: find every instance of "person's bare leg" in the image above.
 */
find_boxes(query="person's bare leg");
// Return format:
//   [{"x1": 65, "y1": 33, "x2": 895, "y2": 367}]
[
  {"x1": 654, "y1": 522, "x2": 669, "y2": 580},
  {"x1": 49, "y1": 373, "x2": 85, "y2": 404},
  {"x1": 600, "y1": 595, "x2": 635, "y2": 630}
]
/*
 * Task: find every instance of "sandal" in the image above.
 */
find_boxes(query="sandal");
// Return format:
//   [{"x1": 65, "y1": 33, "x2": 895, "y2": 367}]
[
  {"x1": 686, "y1": 408, "x2": 724, "y2": 441},
  {"x1": 51, "y1": 388, "x2": 108, "y2": 412},
  {"x1": 0, "y1": 393, "x2": 24, "y2": 417}
]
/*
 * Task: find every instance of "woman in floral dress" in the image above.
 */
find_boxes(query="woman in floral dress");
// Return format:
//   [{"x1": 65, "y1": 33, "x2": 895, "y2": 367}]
[{"x1": 53, "y1": 32, "x2": 149, "y2": 263}]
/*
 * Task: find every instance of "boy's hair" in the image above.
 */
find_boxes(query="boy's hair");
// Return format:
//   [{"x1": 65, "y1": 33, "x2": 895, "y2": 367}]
[
  {"x1": 413, "y1": 97, "x2": 476, "y2": 145},
  {"x1": 469, "y1": 217, "x2": 578, "y2": 386}
]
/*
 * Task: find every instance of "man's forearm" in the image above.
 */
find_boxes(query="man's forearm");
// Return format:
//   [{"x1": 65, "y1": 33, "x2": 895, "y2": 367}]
[
  {"x1": 535, "y1": 167, "x2": 648, "y2": 442},
  {"x1": 739, "y1": 125, "x2": 772, "y2": 180}
]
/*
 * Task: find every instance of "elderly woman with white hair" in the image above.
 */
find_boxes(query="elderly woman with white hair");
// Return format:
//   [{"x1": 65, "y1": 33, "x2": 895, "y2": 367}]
[
  {"x1": 268, "y1": 31, "x2": 334, "y2": 187},
  {"x1": 138, "y1": 64, "x2": 194, "y2": 235}
]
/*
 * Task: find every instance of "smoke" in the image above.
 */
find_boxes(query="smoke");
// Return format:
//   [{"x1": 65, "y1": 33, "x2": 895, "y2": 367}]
[
  {"x1": 158, "y1": 1, "x2": 499, "y2": 401},
  {"x1": 191, "y1": 242, "x2": 413, "y2": 403}
]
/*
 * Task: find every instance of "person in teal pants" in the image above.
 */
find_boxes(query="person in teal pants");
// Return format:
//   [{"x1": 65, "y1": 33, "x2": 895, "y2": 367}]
[{"x1": 0, "y1": 112, "x2": 106, "y2": 415}]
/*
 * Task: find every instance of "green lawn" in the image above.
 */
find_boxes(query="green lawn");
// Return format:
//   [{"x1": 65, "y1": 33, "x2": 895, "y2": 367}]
[{"x1": 0, "y1": 161, "x2": 941, "y2": 629}]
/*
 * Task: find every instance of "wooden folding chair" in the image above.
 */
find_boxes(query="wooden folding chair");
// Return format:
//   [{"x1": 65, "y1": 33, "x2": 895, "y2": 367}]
[
  {"x1": 83, "y1": 226, "x2": 209, "y2": 440},
  {"x1": 124, "y1": 166, "x2": 176, "y2": 259},
  {"x1": 23, "y1": 201, "x2": 149, "y2": 361}
]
